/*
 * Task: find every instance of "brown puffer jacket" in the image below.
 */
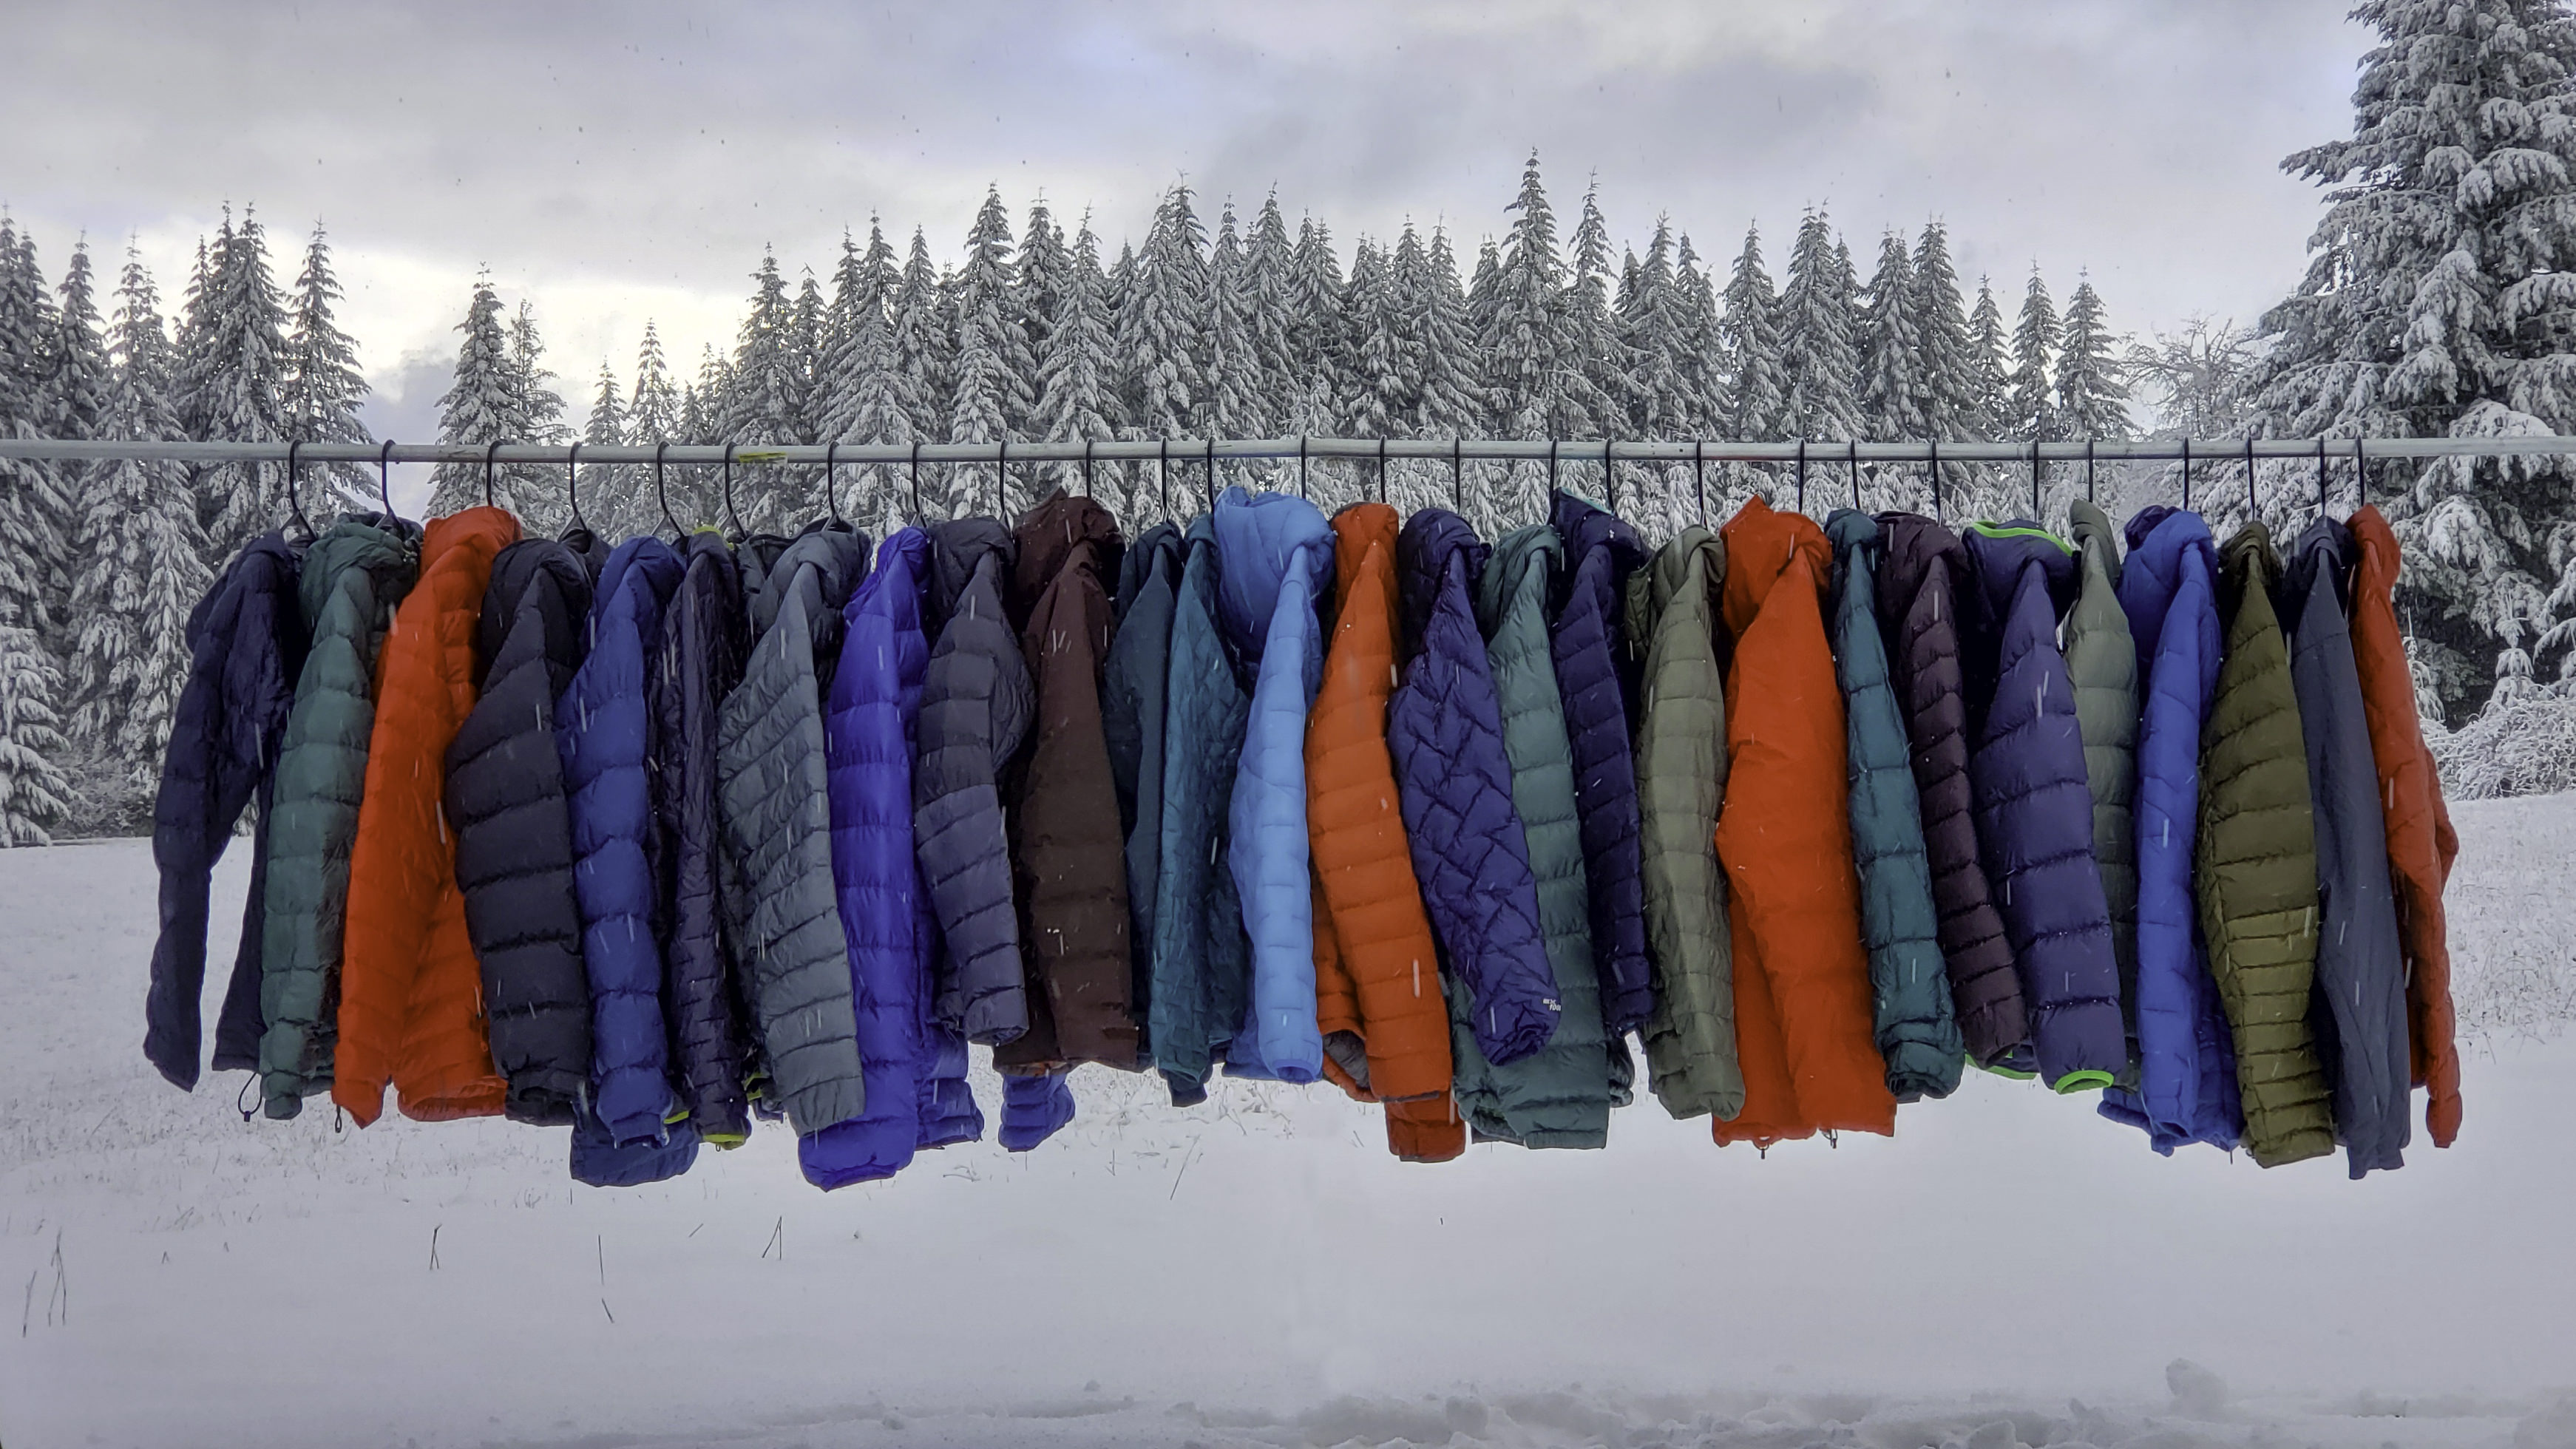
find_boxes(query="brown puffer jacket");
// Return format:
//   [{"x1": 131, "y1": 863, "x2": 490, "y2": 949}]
[
  {"x1": 1306, "y1": 502, "x2": 1462, "y2": 1162},
  {"x1": 2346, "y1": 506, "x2": 2462, "y2": 1147},
  {"x1": 334, "y1": 506, "x2": 521, "y2": 1127},
  {"x1": 1000, "y1": 492, "x2": 1139, "y2": 1071}
]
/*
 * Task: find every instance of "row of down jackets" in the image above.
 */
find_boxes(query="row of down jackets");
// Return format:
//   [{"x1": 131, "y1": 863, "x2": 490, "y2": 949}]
[{"x1": 145, "y1": 485, "x2": 2464, "y2": 1183}]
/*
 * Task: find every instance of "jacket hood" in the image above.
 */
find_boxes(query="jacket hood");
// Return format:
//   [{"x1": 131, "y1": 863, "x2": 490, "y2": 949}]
[
  {"x1": 1116, "y1": 520, "x2": 1184, "y2": 623},
  {"x1": 1823, "y1": 507, "x2": 1880, "y2": 602},
  {"x1": 1473, "y1": 523, "x2": 1564, "y2": 639},
  {"x1": 1213, "y1": 486, "x2": 1333, "y2": 660},
  {"x1": 557, "y1": 524, "x2": 612, "y2": 583},
  {"x1": 297, "y1": 514, "x2": 420, "y2": 629},
  {"x1": 1963, "y1": 520, "x2": 2078, "y2": 628},
  {"x1": 2216, "y1": 520, "x2": 2285, "y2": 618},
  {"x1": 2117, "y1": 506, "x2": 2217, "y2": 664},
  {"x1": 475, "y1": 538, "x2": 596, "y2": 688},
  {"x1": 869, "y1": 526, "x2": 934, "y2": 600},
  {"x1": 2279, "y1": 516, "x2": 2356, "y2": 619},
  {"x1": 1329, "y1": 503, "x2": 1400, "y2": 620},
  {"x1": 1012, "y1": 490, "x2": 1122, "y2": 620},
  {"x1": 2070, "y1": 500, "x2": 2123, "y2": 587},
  {"x1": 924, "y1": 518, "x2": 1014, "y2": 634},
  {"x1": 1871, "y1": 511, "x2": 1967, "y2": 634},
  {"x1": 736, "y1": 532, "x2": 797, "y2": 603},
  {"x1": 593, "y1": 537, "x2": 685, "y2": 629},
  {"x1": 1395, "y1": 507, "x2": 1489, "y2": 662},
  {"x1": 1718, "y1": 496, "x2": 1829, "y2": 638},
  {"x1": 748, "y1": 525, "x2": 871, "y2": 640},
  {"x1": 422, "y1": 506, "x2": 521, "y2": 585},
  {"x1": 1548, "y1": 490, "x2": 1647, "y2": 614}
]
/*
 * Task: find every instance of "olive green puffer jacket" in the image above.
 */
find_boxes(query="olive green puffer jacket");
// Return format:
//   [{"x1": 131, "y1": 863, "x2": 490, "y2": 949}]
[
  {"x1": 2064, "y1": 500, "x2": 2139, "y2": 1065},
  {"x1": 1624, "y1": 528, "x2": 1742, "y2": 1121},
  {"x1": 2197, "y1": 523, "x2": 2334, "y2": 1168}
]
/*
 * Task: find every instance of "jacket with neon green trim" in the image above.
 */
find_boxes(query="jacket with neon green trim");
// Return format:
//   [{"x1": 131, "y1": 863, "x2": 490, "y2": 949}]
[{"x1": 1959, "y1": 521, "x2": 2125, "y2": 1093}]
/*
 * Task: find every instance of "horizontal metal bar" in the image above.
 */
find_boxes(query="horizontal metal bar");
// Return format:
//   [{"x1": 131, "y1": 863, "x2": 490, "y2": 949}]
[{"x1": 4, "y1": 435, "x2": 2575, "y2": 467}]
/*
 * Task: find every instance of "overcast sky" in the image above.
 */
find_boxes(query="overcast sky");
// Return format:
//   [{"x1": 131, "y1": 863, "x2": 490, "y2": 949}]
[{"x1": 4, "y1": 0, "x2": 2370, "y2": 452}]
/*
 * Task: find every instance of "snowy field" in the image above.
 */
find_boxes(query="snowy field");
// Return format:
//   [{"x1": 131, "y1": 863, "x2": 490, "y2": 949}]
[{"x1": 1, "y1": 802, "x2": 2573, "y2": 1449}]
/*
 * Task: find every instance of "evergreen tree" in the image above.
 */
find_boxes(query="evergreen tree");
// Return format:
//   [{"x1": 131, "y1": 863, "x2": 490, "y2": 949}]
[
  {"x1": 1343, "y1": 236, "x2": 1405, "y2": 445},
  {"x1": 428, "y1": 274, "x2": 528, "y2": 517},
  {"x1": 1778, "y1": 210, "x2": 1865, "y2": 451},
  {"x1": 1115, "y1": 183, "x2": 1210, "y2": 504},
  {"x1": 1014, "y1": 196, "x2": 1070, "y2": 371},
  {"x1": 948, "y1": 185, "x2": 1037, "y2": 518},
  {"x1": 889, "y1": 228, "x2": 951, "y2": 447},
  {"x1": 1617, "y1": 219, "x2": 1698, "y2": 525},
  {"x1": 70, "y1": 248, "x2": 209, "y2": 789},
  {"x1": 793, "y1": 270, "x2": 827, "y2": 437},
  {"x1": 1967, "y1": 276, "x2": 2013, "y2": 440},
  {"x1": 2257, "y1": 0, "x2": 2576, "y2": 710},
  {"x1": 726, "y1": 249, "x2": 809, "y2": 458},
  {"x1": 0, "y1": 216, "x2": 58, "y2": 642},
  {"x1": 33, "y1": 240, "x2": 109, "y2": 644},
  {"x1": 1203, "y1": 200, "x2": 1267, "y2": 471},
  {"x1": 627, "y1": 321, "x2": 680, "y2": 445},
  {"x1": 279, "y1": 225, "x2": 374, "y2": 509},
  {"x1": 0, "y1": 618, "x2": 68, "y2": 845},
  {"x1": 1244, "y1": 193, "x2": 1301, "y2": 439},
  {"x1": 2009, "y1": 267, "x2": 2060, "y2": 444},
  {"x1": 817, "y1": 220, "x2": 899, "y2": 444},
  {"x1": 187, "y1": 207, "x2": 291, "y2": 562},
  {"x1": 580, "y1": 362, "x2": 629, "y2": 535},
  {"x1": 2054, "y1": 276, "x2": 2132, "y2": 441},
  {"x1": 1719, "y1": 222, "x2": 1787, "y2": 444},
  {"x1": 1285, "y1": 214, "x2": 1346, "y2": 438},
  {"x1": 1409, "y1": 225, "x2": 1485, "y2": 513},
  {"x1": 1859, "y1": 231, "x2": 1928, "y2": 441},
  {"x1": 1032, "y1": 215, "x2": 1122, "y2": 503},
  {"x1": 1911, "y1": 222, "x2": 1984, "y2": 516},
  {"x1": 1482, "y1": 153, "x2": 1573, "y2": 524},
  {"x1": 1672, "y1": 231, "x2": 1725, "y2": 438},
  {"x1": 1559, "y1": 177, "x2": 1626, "y2": 438}
]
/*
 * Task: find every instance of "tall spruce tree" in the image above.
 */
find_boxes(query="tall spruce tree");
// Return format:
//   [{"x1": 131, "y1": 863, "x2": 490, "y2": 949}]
[
  {"x1": 1778, "y1": 210, "x2": 1865, "y2": 453},
  {"x1": 948, "y1": 186, "x2": 1037, "y2": 517},
  {"x1": 1617, "y1": 219, "x2": 1698, "y2": 526},
  {"x1": 1115, "y1": 183, "x2": 1210, "y2": 515},
  {"x1": 1860, "y1": 230, "x2": 1929, "y2": 446},
  {"x1": 1343, "y1": 236, "x2": 1406, "y2": 447},
  {"x1": 428, "y1": 274, "x2": 526, "y2": 517},
  {"x1": 1032, "y1": 215, "x2": 1122, "y2": 503},
  {"x1": 2257, "y1": 0, "x2": 2576, "y2": 710},
  {"x1": 0, "y1": 612, "x2": 68, "y2": 844},
  {"x1": 1482, "y1": 153, "x2": 1574, "y2": 524},
  {"x1": 579, "y1": 362, "x2": 629, "y2": 535},
  {"x1": 1560, "y1": 177, "x2": 1626, "y2": 438},
  {"x1": 1719, "y1": 222, "x2": 1787, "y2": 447},
  {"x1": 186, "y1": 208, "x2": 291, "y2": 563},
  {"x1": 30, "y1": 241, "x2": 109, "y2": 647},
  {"x1": 890, "y1": 228, "x2": 952, "y2": 450},
  {"x1": 1203, "y1": 200, "x2": 1267, "y2": 472},
  {"x1": 1244, "y1": 193, "x2": 1301, "y2": 443},
  {"x1": 0, "y1": 216, "x2": 58, "y2": 644},
  {"x1": 70, "y1": 249, "x2": 209, "y2": 790},
  {"x1": 2008, "y1": 267, "x2": 2061, "y2": 445},
  {"x1": 2055, "y1": 276, "x2": 2132, "y2": 441},
  {"x1": 1285, "y1": 214, "x2": 1347, "y2": 438},
  {"x1": 1014, "y1": 197, "x2": 1069, "y2": 373},
  {"x1": 1912, "y1": 221, "x2": 1984, "y2": 510},
  {"x1": 279, "y1": 225, "x2": 374, "y2": 509}
]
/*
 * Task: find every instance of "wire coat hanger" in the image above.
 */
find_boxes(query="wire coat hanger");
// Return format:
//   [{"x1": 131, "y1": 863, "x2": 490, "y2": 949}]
[
  {"x1": 721, "y1": 444, "x2": 745, "y2": 540},
  {"x1": 1375, "y1": 437, "x2": 1388, "y2": 504},
  {"x1": 1203, "y1": 435, "x2": 1217, "y2": 512},
  {"x1": 1692, "y1": 438, "x2": 1706, "y2": 526},
  {"x1": 1605, "y1": 439, "x2": 1622, "y2": 517},
  {"x1": 566, "y1": 441, "x2": 590, "y2": 535},
  {"x1": 1928, "y1": 437, "x2": 1942, "y2": 523},
  {"x1": 1848, "y1": 438, "x2": 1861, "y2": 511},
  {"x1": 909, "y1": 441, "x2": 924, "y2": 525},
  {"x1": 2085, "y1": 438, "x2": 2097, "y2": 505},
  {"x1": 2180, "y1": 436, "x2": 2193, "y2": 512},
  {"x1": 823, "y1": 441, "x2": 846, "y2": 528},
  {"x1": 484, "y1": 440, "x2": 501, "y2": 509},
  {"x1": 377, "y1": 438, "x2": 399, "y2": 525},
  {"x1": 282, "y1": 439, "x2": 313, "y2": 537},
  {"x1": 2244, "y1": 435, "x2": 2258, "y2": 522},
  {"x1": 1795, "y1": 438, "x2": 1807, "y2": 515},
  {"x1": 1451, "y1": 437, "x2": 1463, "y2": 513},
  {"x1": 654, "y1": 443, "x2": 681, "y2": 539}
]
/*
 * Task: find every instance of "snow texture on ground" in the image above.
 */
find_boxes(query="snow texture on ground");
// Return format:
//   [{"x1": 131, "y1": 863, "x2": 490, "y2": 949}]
[{"x1": 1, "y1": 798, "x2": 2572, "y2": 1448}]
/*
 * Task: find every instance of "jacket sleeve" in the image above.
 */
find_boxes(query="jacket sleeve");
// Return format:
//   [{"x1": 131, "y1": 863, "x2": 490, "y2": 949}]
[
  {"x1": 1224, "y1": 551, "x2": 1325, "y2": 1082},
  {"x1": 144, "y1": 569, "x2": 260, "y2": 1090},
  {"x1": 915, "y1": 565, "x2": 1034, "y2": 1045}
]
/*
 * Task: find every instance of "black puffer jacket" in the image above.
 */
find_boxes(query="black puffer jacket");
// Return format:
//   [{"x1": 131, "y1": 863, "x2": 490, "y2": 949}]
[
  {"x1": 446, "y1": 538, "x2": 596, "y2": 1125},
  {"x1": 915, "y1": 519, "x2": 1034, "y2": 1045},
  {"x1": 652, "y1": 532, "x2": 756, "y2": 1147},
  {"x1": 144, "y1": 530, "x2": 308, "y2": 1090}
]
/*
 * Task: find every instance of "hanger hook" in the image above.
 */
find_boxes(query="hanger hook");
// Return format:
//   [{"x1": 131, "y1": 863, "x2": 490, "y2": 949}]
[
  {"x1": 1691, "y1": 438, "x2": 1707, "y2": 525},
  {"x1": 654, "y1": 443, "x2": 679, "y2": 538},
  {"x1": 824, "y1": 441, "x2": 844, "y2": 526},
  {"x1": 1375, "y1": 436, "x2": 1388, "y2": 504},
  {"x1": 484, "y1": 439, "x2": 501, "y2": 509},
  {"x1": 1795, "y1": 438, "x2": 1807, "y2": 515},
  {"x1": 1203, "y1": 435, "x2": 1217, "y2": 511},
  {"x1": 2243, "y1": 435, "x2": 2258, "y2": 521},
  {"x1": 1848, "y1": 438, "x2": 1861, "y2": 511},
  {"x1": 2352, "y1": 436, "x2": 2367, "y2": 514},
  {"x1": 995, "y1": 438, "x2": 1009, "y2": 517},
  {"x1": 283, "y1": 438, "x2": 312, "y2": 535},
  {"x1": 1297, "y1": 435, "x2": 1310, "y2": 500},
  {"x1": 1548, "y1": 438, "x2": 1560, "y2": 496},
  {"x1": 1928, "y1": 437, "x2": 1943, "y2": 523},
  {"x1": 721, "y1": 444, "x2": 745, "y2": 540},
  {"x1": 1605, "y1": 439, "x2": 1623, "y2": 517},
  {"x1": 2085, "y1": 438, "x2": 2097, "y2": 505},
  {"x1": 2316, "y1": 435, "x2": 2330, "y2": 516},
  {"x1": 2180, "y1": 435, "x2": 2193, "y2": 512},
  {"x1": 909, "y1": 440, "x2": 924, "y2": 525},
  {"x1": 2030, "y1": 438, "x2": 2042, "y2": 518},
  {"x1": 566, "y1": 441, "x2": 591, "y2": 534},
  {"x1": 1451, "y1": 436, "x2": 1463, "y2": 513},
  {"x1": 378, "y1": 438, "x2": 399, "y2": 522},
  {"x1": 1158, "y1": 437, "x2": 1171, "y2": 519},
  {"x1": 1081, "y1": 436, "x2": 1095, "y2": 500}
]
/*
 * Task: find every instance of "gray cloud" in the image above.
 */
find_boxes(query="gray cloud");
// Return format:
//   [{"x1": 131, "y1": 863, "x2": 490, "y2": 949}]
[{"x1": 3, "y1": 0, "x2": 2366, "y2": 417}]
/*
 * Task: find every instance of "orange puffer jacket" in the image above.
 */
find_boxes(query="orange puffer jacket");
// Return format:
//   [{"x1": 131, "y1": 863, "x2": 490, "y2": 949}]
[
  {"x1": 1306, "y1": 503, "x2": 1461, "y2": 1163},
  {"x1": 1712, "y1": 499, "x2": 1897, "y2": 1147},
  {"x1": 335, "y1": 506, "x2": 521, "y2": 1126},
  {"x1": 2346, "y1": 506, "x2": 2461, "y2": 1147}
]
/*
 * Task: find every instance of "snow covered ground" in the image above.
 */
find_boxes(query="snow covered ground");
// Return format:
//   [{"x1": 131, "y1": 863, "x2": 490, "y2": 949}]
[{"x1": 1, "y1": 800, "x2": 2572, "y2": 1449}]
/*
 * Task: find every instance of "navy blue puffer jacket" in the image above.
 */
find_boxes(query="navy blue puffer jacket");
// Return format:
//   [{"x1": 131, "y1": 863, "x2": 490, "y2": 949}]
[
  {"x1": 146, "y1": 530, "x2": 308, "y2": 1090},
  {"x1": 558, "y1": 537, "x2": 699, "y2": 1187},
  {"x1": 1388, "y1": 509, "x2": 1561, "y2": 1068},
  {"x1": 1961, "y1": 523, "x2": 2125, "y2": 1093},
  {"x1": 1545, "y1": 491, "x2": 1653, "y2": 1036},
  {"x1": 1103, "y1": 521, "x2": 1184, "y2": 1059}
]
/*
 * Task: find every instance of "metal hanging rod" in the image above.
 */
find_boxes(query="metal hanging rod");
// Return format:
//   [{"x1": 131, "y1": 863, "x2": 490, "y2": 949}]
[{"x1": 4, "y1": 435, "x2": 2576, "y2": 468}]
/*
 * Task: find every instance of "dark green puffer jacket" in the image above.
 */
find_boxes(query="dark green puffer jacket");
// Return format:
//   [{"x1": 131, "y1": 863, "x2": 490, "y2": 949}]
[
  {"x1": 2065, "y1": 500, "x2": 2140, "y2": 1065},
  {"x1": 1824, "y1": 510, "x2": 1963, "y2": 1102},
  {"x1": 256, "y1": 515, "x2": 420, "y2": 1119},
  {"x1": 2199, "y1": 523, "x2": 2334, "y2": 1168},
  {"x1": 1456, "y1": 523, "x2": 1624, "y2": 1147},
  {"x1": 1624, "y1": 528, "x2": 1742, "y2": 1121}
]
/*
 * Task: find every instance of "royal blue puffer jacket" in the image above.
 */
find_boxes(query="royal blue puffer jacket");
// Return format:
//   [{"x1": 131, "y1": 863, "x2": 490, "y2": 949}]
[
  {"x1": 1388, "y1": 509, "x2": 1561, "y2": 1068},
  {"x1": 800, "y1": 528, "x2": 940, "y2": 1187},
  {"x1": 1545, "y1": 491, "x2": 1653, "y2": 1036},
  {"x1": 2101, "y1": 506, "x2": 2243, "y2": 1151},
  {"x1": 1960, "y1": 523, "x2": 2125, "y2": 1093},
  {"x1": 557, "y1": 537, "x2": 699, "y2": 1187},
  {"x1": 1214, "y1": 486, "x2": 1332, "y2": 1084},
  {"x1": 1149, "y1": 515, "x2": 1254, "y2": 1105}
]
